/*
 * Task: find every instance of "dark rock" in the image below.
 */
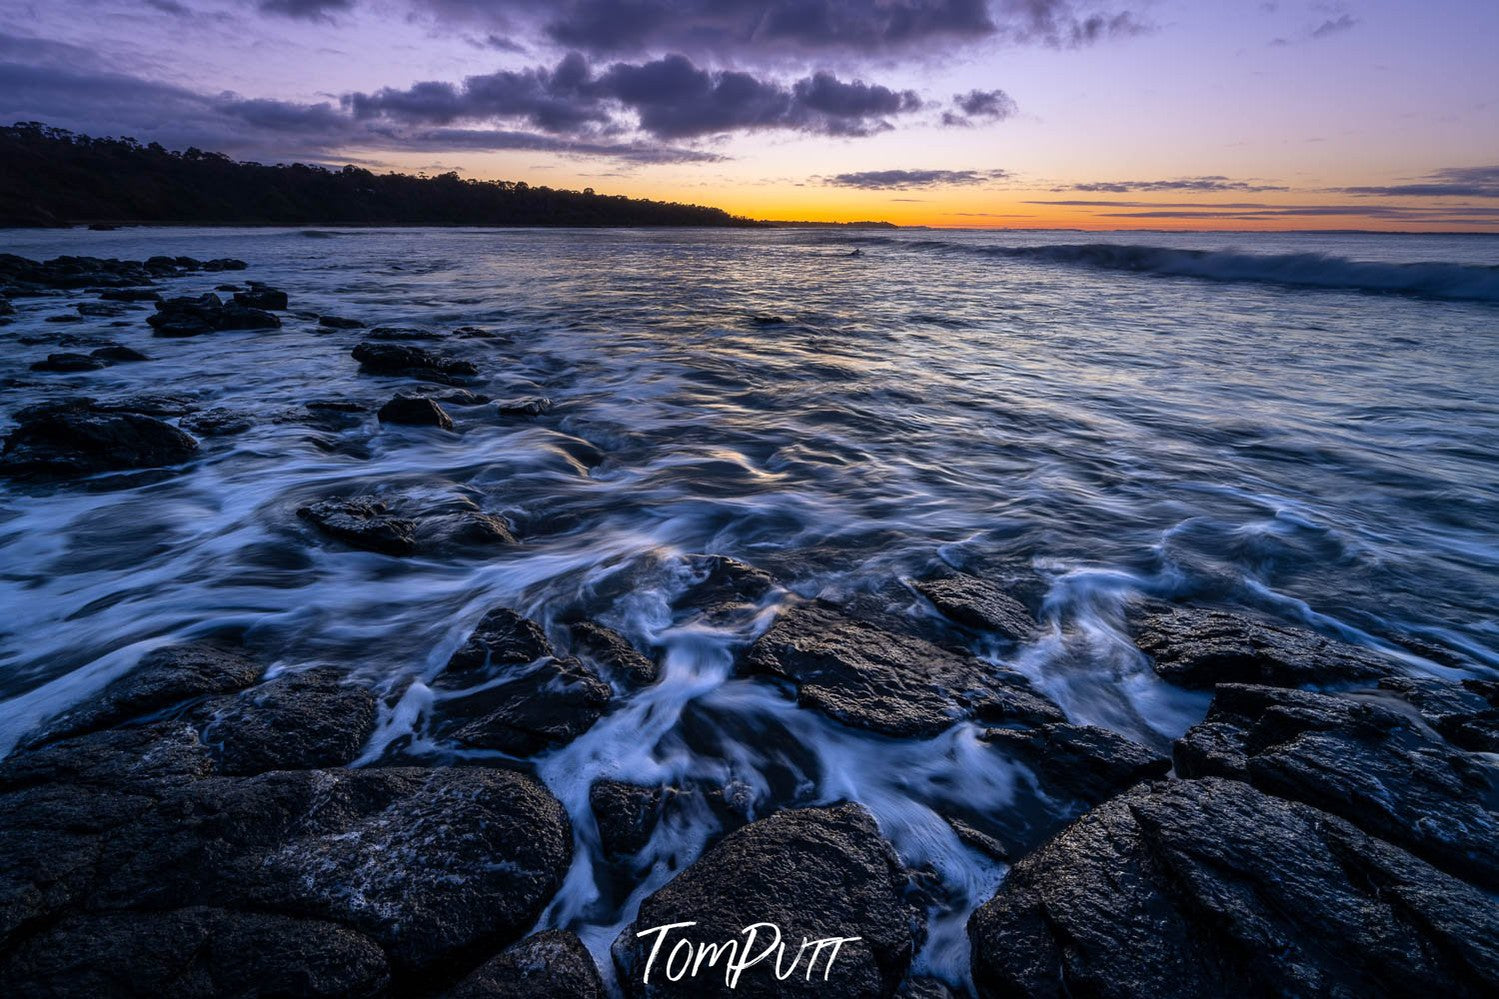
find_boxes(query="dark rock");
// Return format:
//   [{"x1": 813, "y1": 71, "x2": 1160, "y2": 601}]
[
  {"x1": 92, "y1": 392, "x2": 198, "y2": 416},
  {"x1": 180, "y1": 407, "x2": 253, "y2": 436},
  {"x1": 1378, "y1": 675, "x2": 1499, "y2": 752},
  {"x1": 673, "y1": 554, "x2": 776, "y2": 623},
  {"x1": 1174, "y1": 682, "x2": 1499, "y2": 890},
  {"x1": 367, "y1": 325, "x2": 441, "y2": 340},
  {"x1": 75, "y1": 301, "x2": 126, "y2": 317},
  {"x1": 44, "y1": 314, "x2": 84, "y2": 323},
  {"x1": 912, "y1": 575, "x2": 1034, "y2": 641},
  {"x1": 0, "y1": 401, "x2": 198, "y2": 478},
  {"x1": 317, "y1": 314, "x2": 365, "y2": 329},
  {"x1": 0, "y1": 907, "x2": 390, "y2": 999},
  {"x1": 590, "y1": 780, "x2": 666, "y2": 859},
  {"x1": 29, "y1": 352, "x2": 106, "y2": 372},
  {"x1": 436, "y1": 389, "x2": 491, "y2": 406},
  {"x1": 378, "y1": 393, "x2": 454, "y2": 429},
  {"x1": 1132, "y1": 604, "x2": 1391, "y2": 689},
  {"x1": 99, "y1": 288, "x2": 161, "y2": 302},
  {"x1": 946, "y1": 817, "x2": 1010, "y2": 861},
  {"x1": 351, "y1": 340, "x2": 478, "y2": 379},
  {"x1": 198, "y1": 667, "x2": 378, "y2": 775},
  {"x1": 297, "y1": 498, "x2": 417, "y2": 556},
  {"x1": 0, "y1": 720, "x2": 216, "y2": 794},
  {"x1": 981, "y1": 723, "x2": 1170, "y2": 803},
  {"x1": 570, "y1": 621, "x2": 660, "y2": 688},
  {"x1": 447, "y1": 509, "x2": 516, "y2": 546},
  {"x1": 89, "y1": 344, "x2": 150, "y2": 362},
  {"x1": 452, "y1": 930, "x2": 605, "y2": 999},
  {"x1": 305, "y1": 398, "x2": 366, "y2": 412},
  {"x1": 496, "y1": 396, "x2": 553, "y2": 417},
  {"x1": 613, "y1": 803, "x2": 924, "y2": 997},
  {"x1": 448, "y1": 608, "x2": 553, "y2": 672},
  {"x1": 453, "y1": 325, "x2": 505, "y2": 340},
  {"x1": 968, "y1": 778, "x2": 1499, "y2": 998},
  {"x1": 20, "y1": 643, "x2": 262, "y2": 750},
  {"x1": 232, "y1": 287, "x2": 288, "y2": 310},
  {"x1": 896, "y1": 978, "x2": 955, "y2": 999},
  {"x1": 742, "y1": 601, "x2": 1064, "y2": 738},
  {"x1": 147, "y1": 293, "x2": 280, "y2": 337}
]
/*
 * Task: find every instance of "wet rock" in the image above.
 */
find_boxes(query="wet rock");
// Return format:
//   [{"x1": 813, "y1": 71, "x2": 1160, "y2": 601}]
[
  {"x1": 434, "y1": 608, "x2": 610, "y2": 755},
  {"x1": 351, "y1": 340, "x2": 478, "y2": 379},
  {"x1": 912, "y1": 575, "x2": 1035, "y2": 641},
  {"x1": 1174, "y1": 682, "x2": 1499, "y2": 890},
  {"x1": 946, "y1": 817, "x2": 1010, "y2": 861},
  {"x1": 743, "y1": 601, "x2": 1064, "y2": 738},
  {"x1": 147, "y1": 293, "x2": 280, "y2": 337},
  {"x1": 89, "y1": 344, "x2": 150, "y2": 363},
  {"x1": 0, "y1": 720, "x2": 216, "y2": 794},
  {"x1": 436, "y1": 389, "x2": 491, "y2": 406},
  {"x1": 981, "y1": 723, "x2": 1170, "y2": 804},
  {"x1": 590, "y1": 780, "x2": 666, "y2": 859},
  {"x1": 896, "y1": 978, "x2": 955, "y2": 999},
  {"x1": 0, "y1": 254, "x2": 161, "y2": 294},
  {"x1": 304, "y1": 398, "x2": 366, "y2": 412},
  {"x1": 613, "y1": 803, "x2": 924, "y2": 997},
  {"x1": 75, "y1": 301, "x2": 126, "y2": 318},
  {"x1": 98, "y1": 288, "x2": 161, "y2": 302},
  {"x1": 20, "y1": 643, "x2": 262, "y2": 749},
  {"x1": 1377, "y1": 675, "x2": 1499, "y2": 752},
  {"x1": 297, "y1": 498, "x2": 417, "y2": 556},
  {"x1": 232, "y1": 286, "x2": 288, "y2": 310},
  {"x1": 180, "y1": 407, "x2": 253, "y2": 436},
  {"x1": 92, "y1": 392, "x2": 198, "y2": 416},
  {"x1": 0, "y1": 401, "x2": 198, "y2": 478},
  {"x1": 317, "y1": 314, "x2": 365, "y2": 329},
  {"x1": 495, "y1": 396, "x2": 552, "y2": 417},
  {"x1": 378, "y1": 392, "x2": 454, "y2": 429},
  {"x1": 0, "y1": 907, "x2": 391, "y2": 999},
  {"x1": 968, "y1": 778, "x2": 1499, "y2": 998},
  {"x1": 29, "y1": 352, "x2": 106, "y2": 372},
  {"x1": 198, "y1": 667, "x2": 378, "y2": 775},
  {"x1": 45, "y1": 314, "x2": 85, "y2": 324},
  {"x1": 1132, "y1": 604, "x2": 1391, "y2": 689},
  {"x1": 446, "y1": 509, "x2": 517, "y2": 546},
  {"x1": 366, "y1": 325, "x2": 441, "y2": 340},
  {"x1": 453, "y1": 930, "x2": 605, "y2": 999},
  {"x1": 671, "y1": 553, "x2": 776, "y2": 624},
  {"x1": 570, "y1": 620, "x2": 660, "y2": 688}
]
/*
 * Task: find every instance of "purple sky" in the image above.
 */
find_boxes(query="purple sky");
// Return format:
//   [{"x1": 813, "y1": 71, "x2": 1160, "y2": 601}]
[{"x1": 2, "y1": 0, "x2": 1496, "y2": 228}]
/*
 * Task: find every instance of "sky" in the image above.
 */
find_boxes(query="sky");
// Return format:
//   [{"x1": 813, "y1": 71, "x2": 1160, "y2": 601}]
[{"x1": 1, "y1": 0, "x2": 1497, "y2": 230}]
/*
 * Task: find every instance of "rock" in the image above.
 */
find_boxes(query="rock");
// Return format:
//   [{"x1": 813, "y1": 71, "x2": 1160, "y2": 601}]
[
  {"x1": 496, "y1": 396, "x2": 553, "y2": 417},
  {"x1": 613, "y1": 803, "x2": 924, "y2": 997},
  {"x1": 1132, "y1": 604, "x2": 1391, "y2": 689},
  {"x1": 304, "y1": 398, "x2": 366, "y2": 413},
  {"x1": 896, "y1": 978, "x2": 955, "y2": 999},
  {"x1": 99, "y1": 288, "x2": 161, "y2": 302},
  {"x1": 147, "y1": 293, "x2": 280, "y2": 337},
  {"x1": 29, "y1": 352, "x2": 106, "y2": 372},
  {"x1": 232, "y1": 287, "x2": 288, "y2": 310},
  {"x1": 20, "y1": 643, "x2": 262, "y2": 750},
  {"x1": 197, "y1": 667, "x2": 378, "y2": 775},
  {"x1": 436, "y1": 389, "x2": 491, "y2": 406},
  {"x1": 912, "y1": 575, "x2": 1034, "y2": 641},
  {"x1": 0, "y1": 254, "x2": 168, "y2": 294},
  {"x1": 351, "y1": 340, "x2": 478, "y2": 379},
  {"x1": 89, "y1": 344, "x2": 150, "y2": 362},
  {"x1": 742, "y1": 601, "x2": 1064, "y2": 738},
  {"x1": 367, "y1": 325, "x2": 441, "y2": 340},
  {"x1": 968, "y1": 778, "x2": 1499, "y2": 998},
  {"x1": 0, "y1": 907, "x2": 391, "y2": 999},
  {"x1": 0, "y1": 401, "x2": 198, "y2": 478},
  {"x1": 434, "y1": 608, "x2": 610, "y2": 755},
  {"x1": 92, "y1": 392, "x2": 198, "y2": 416},
  {"x1": 570, "y1": 621, "x2": 660, "y2": 688},
  {"x1": 590, "y1": 780, "x2": 666, "y2": 859},
  {"x1": 1174, "y1": 682, "x2": 1499, "y2": 890},
  {"x1": 672, "y1": 554, "x2": 776, "y2": 624},
  {"x1": 75, "y1": 301, "x2": 126, "y2": 317},
  {"x1": 317, "y1": 314, "x2": 365, "y2": 329},
  {"x1": 180, "y1": 407, "x2": 253, "y2": 436},
  {"x1": 0, "y1": 720, "x2": 216, "y2": 794},
  {"x1": 297, "y1": 498, "x2": 418, "y2": 556},
  {"x1": 1377, "y1": 675, "x2": 1499, "y2": 752},
  {"x1": 980, "y1": 723, "x2": 1170, "y2": 804},
  {"x1": 378, "y1": 393, "x2": 454, "y2": 429},
  {"x1": 452, "y1": 930, "x2": 606, "y2": 999},
  {"x1": 44, "y1": 314, "x2": 84, "y2": 324}
]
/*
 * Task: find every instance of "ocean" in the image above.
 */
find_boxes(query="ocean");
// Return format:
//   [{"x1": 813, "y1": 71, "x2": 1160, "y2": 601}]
[{"x1": 2, "y1": 225, "x2": 1496, "y2": 984}]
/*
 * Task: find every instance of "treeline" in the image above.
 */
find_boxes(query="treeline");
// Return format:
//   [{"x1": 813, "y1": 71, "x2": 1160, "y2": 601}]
[{"x1": 0, "y1": 123, "x2": 761, "y2": 228}]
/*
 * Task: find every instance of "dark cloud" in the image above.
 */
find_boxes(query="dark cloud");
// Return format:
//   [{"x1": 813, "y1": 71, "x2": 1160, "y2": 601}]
[
  {"x1": 346, "y1": 52, "x2": 923, "y2": 140},
  {"x1": 1338, "y1": 166, "x2": 1499, "y2": 199},
  {"x1": 1026, "y1": 197, "x2": 1499, "y2": 224},
  {"x1": 258, "y1": 0, "x2": 355, "y2": 19},
  {"x1": 145, "y1": 0, "x2": 193, "y2": 14},
  {"x1": 1059, "y1": 176, "x2": 1289, "y2": 193},
  {"x1": 822, "y1": 168, "x2": 1009, "y2": 189},
  {"x1": 1310, "y1": 13, "x2": 1357, "y2": 39},
  {"x1": 942, "y1": 87, "x2": 1017, "y2": 125}
]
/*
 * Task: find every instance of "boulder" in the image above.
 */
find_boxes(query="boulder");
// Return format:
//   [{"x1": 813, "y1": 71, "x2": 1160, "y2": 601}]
[
  {"x1": 197, "y1": 667, "x2": 378, "y2": 775},
  {"x1": 180, "y1": 408, "x2": 253, "y2": 436},
  {"x1": 613, "y1": 803, "x2": 924, "y2": 997},
  {"x1": 232, "y1": 287, "x2": 288, "y2": 311},
  {"x1": 452, "y1": 930, "x2": 605, "y2": 999},
  {"x1": 378, "y1": 393, "x2": 454, "y2": 430},
  {"x1": 980, "y1": 723, "x2": 1169, "y2": 804},
  {"x1": 1131, "y1": 604, "x2": 1391, "y2": 689},
  {"x1": 912, "y1": 575, "x2": 1035, "y2": 641},
  {"x1": 297, "y1": 498, "x2": 418, "y2": 556},
  {"x1": 496, "y1": 396, "x2": 553, "y2": 417},
  {"x1": 742, "y1": 601, "x2": 1064, "y2": 737},
  {"x1": 147, "y1": 294, "x2": 279, "y2": 337},
  {"x1": 968, "y1": 778, "x2": 1499, "y2": 998},
  {"x1": 351, "y1": 340, "x2": 478, "y2": 379},
  {"x1": 570, "y1": 621, "x2": 660, "y2": 688},
  {"x1": 590, "y1": 780, "x2": 667, "y2": 859}
]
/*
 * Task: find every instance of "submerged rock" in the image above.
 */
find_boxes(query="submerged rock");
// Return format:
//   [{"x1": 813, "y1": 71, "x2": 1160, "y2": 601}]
[
  {"x1": 351, "y1": 340, "x2": 478, "y2": 379},
  {"x1": 570, "y1": 620, "x2": 660, "y2": 688},
  {"x1": 912, "y1": 574, "x2": 1035, "y2": 641},
  {"x1": 297, "y1": 498, "x2": 417, "y2": 556},
  {"x1": 317, "y1": 314, "x2": 364, "y2": 329},
  {"x1": 453, "y1": 930, "x2": 605, "y2": 999},
  {"x1": 0, "y1": 401, "x2": 198, "y2": 478},
  {"x1": 613, "y1": 803, "x2": 924, "y2": 997},
  {"x1": 743, "y1": 601, "x2": 1064, "y2": 737},
  {"x1": 968, "y1": 778, "x2": 1499, "y2": 998},
  {"x1": 377, "y1": 392, "x2": 454, "y2": 429},
  {"x1": 1132, "y1": 604, "x2": 1391, "y2": 689},
  {"x1": 29, "y1": 352, "x2": 105, "y2": 372},
  {"x1": 1174, "y1": 682, "x2": 1499, "y2": 890}
]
